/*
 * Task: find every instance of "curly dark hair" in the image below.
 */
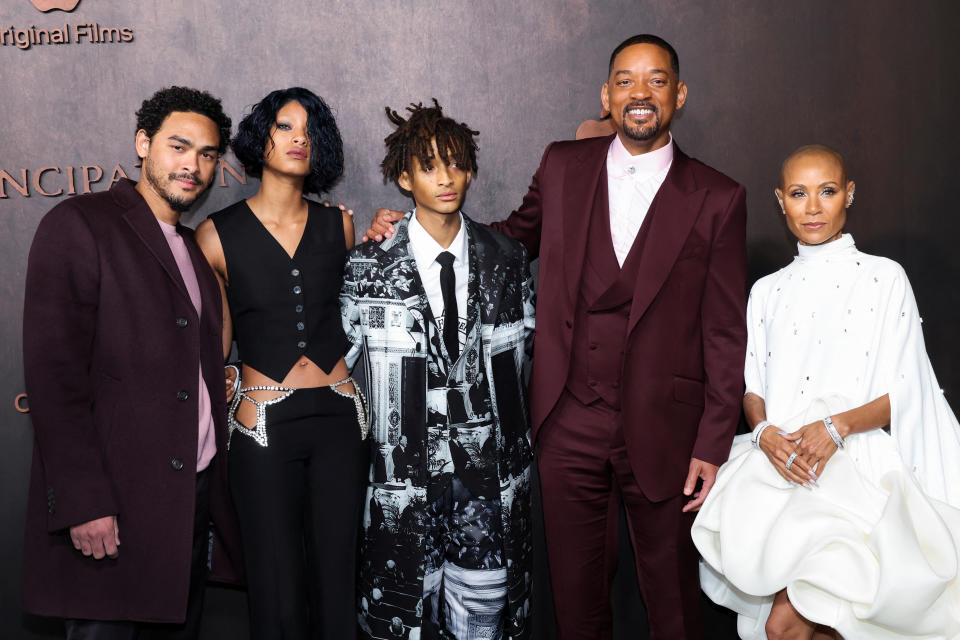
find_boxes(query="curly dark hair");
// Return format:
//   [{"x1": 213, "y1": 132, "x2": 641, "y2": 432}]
[
  {"x1": 135, "y1": 86, "x2": 232, "y2": 155},
  {"x1": 231, "y1": 87, "x2": 343, "y2": 196},
  {"x1": 381, "y1": 99, "x2": 478, "y2": 189}
]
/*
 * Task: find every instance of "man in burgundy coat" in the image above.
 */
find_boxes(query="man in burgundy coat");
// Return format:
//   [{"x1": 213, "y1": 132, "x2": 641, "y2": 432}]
[
  {"x1": 366, "y1": 35, "x2": 747, "y2": 639},
  {"x1": 21, "y1": 87, "x2": 242, "y2": 639}
]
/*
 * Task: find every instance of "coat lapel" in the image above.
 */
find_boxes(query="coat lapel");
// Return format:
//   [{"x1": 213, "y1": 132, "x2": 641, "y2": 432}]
[
  {"x1": 562, "y1": 135, "x2": 612, "y2": 309},
  {"x1": 380, "y1": 211, "x2": 444, "y2": 357},
  {"x1": 113, "y1": 180, "x2": 193, "y2": 308},
  {"x1": 182, "y1": 228, "x2": 221, "y2": 331},
  {"x1": 626, "y1": 148, "x2": 708, "y2": 336}
]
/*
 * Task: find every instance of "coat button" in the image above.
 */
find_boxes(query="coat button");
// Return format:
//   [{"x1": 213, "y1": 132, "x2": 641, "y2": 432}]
[
  {"x1": 177, "y1": 390, "x2": 189, "y2": 401},
  {"x1": 176, "y1": 317, "x2": 188, "y2": 328},
  {"x1": 170, "y1": 458, "x2": 184, "y2": 471}
]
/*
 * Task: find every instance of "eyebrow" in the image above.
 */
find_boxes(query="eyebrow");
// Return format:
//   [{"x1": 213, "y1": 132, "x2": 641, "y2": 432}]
[
  {"x1": 785, "y1": 181, "x2": 840, "y2": 190},
  {"x1": 614, "y1": 68, "x2": 670, "y2": 77},
  {"x1": 167, "y1": 135, "x2": 219, "y2": 153}
]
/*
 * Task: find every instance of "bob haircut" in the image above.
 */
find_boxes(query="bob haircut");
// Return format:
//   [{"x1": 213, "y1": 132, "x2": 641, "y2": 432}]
[{"x1": 231, "y1": 87, "x2": 343, "y2": 195}]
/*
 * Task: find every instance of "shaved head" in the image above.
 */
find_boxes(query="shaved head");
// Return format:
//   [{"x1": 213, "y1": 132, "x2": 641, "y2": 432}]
[{"x1": 779, "y1": 144, "x2": 848, "y2": 189}]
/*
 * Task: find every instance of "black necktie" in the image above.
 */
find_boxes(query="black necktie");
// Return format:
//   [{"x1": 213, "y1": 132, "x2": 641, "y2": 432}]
[{"x1": 436, "y1": 251, "x2": 459, "y2": 362}]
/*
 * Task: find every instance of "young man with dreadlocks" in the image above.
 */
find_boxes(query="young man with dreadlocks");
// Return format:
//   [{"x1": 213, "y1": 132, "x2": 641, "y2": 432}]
[{"x1": 341, "y1": 100, "x2": 535, "y2": 639}]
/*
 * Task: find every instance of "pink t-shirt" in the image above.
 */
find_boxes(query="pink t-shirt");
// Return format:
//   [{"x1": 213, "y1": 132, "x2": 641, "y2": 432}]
[{"x1": 158, "y1": 219, "x2": 217, "y2": 472}]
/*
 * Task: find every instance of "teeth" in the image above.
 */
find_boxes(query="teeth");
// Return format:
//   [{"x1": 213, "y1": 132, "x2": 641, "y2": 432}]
[{"x1": 628, "y1": 108, "x2": 653, "y2": 116}]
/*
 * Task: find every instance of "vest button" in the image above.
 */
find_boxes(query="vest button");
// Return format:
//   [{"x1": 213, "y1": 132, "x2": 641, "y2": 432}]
[
  {"x1": 296, "y1": 304, "x2": 304, "y2": 313},
  {"x1": 291, "y1": 268, "x2": 301, "y2": 277},
  {"x1": 297, "y1": 322, "x2": 305, "y2": 331},
  {"x1": 177, "y1": 390, "x2": 189, "y2": 401},
  {"x1": 293, "y1": 285, "x2": 302, "y2": 294},
  {"x1": 176, "y1": 317, "x2": 188, "y2": 328},
  {"x1": 170, "y1": 458, "x2": 184, "y2": 471},
  {"x1": 297, "y1": 341, "x2": 307, "y2": 349}
]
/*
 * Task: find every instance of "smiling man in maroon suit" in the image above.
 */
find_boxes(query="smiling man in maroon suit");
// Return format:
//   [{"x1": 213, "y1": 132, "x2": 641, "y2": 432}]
[
  {"x1": 365, "y1": 34, "x2": 747, "y2": 639},
  {"x1": 22, "y1": 87, "x2": 242, "y2": 640}
]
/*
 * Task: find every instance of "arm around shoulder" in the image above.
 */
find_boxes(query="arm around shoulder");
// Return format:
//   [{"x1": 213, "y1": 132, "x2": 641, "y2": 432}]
[{"x1": 488, "y1": 142, "x2": 558, "y2": 259}]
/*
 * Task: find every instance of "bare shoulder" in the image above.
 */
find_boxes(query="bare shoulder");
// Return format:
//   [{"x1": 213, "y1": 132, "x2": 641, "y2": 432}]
[{"x1": 194, "y1": 219, "x2": 225, "y2": 267}]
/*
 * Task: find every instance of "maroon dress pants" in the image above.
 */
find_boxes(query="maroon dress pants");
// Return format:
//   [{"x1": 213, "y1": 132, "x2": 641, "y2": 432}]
[{"x1": 537, "y1": 390, "x2": 702, "y2": 639}]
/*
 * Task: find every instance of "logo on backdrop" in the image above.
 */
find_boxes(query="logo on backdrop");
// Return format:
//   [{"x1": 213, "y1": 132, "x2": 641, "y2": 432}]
[
  {"x1": 29, "y1": 0, "x2": 82, "y2": 12},
  {"x1": 3, "y1": 0, "x2": 134, "y2": 50}
]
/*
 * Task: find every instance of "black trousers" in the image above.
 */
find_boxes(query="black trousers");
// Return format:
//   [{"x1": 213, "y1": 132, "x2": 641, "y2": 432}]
[
  {"x1": 229, "y1": 387, "x2": 370, "y2": 640},
  {"x1": 65, "y1": 469, "x2": 211, "y2": 640}
]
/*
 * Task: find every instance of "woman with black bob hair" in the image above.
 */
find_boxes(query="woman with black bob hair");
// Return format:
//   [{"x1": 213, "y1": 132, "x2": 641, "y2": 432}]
[{"x1": 197, "y1": 87, "x2": 368, "y2": 640}]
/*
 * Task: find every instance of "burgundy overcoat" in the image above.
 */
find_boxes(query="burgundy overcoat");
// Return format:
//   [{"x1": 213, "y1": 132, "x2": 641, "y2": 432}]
[
  {"x1": 491, "y1": 136, "x2": 748, "y2": 501},
  {"x1": 22, "y1": 178, "x2": 242, "y2": 623}
]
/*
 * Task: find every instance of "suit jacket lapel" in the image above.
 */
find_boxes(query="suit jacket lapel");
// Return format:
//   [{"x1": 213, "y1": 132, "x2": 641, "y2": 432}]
[
  {"x1": 563, "y1": 135, "x2": 612, "y2": 309},
  {"x1": 627, "y1": 147, "x2": 707, "y2": 336}
]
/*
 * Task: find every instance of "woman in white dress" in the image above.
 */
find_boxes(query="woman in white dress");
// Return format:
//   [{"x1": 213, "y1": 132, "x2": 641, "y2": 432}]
[{"x1": 692, "y1": 145, "x2": 960, "y2": 639}]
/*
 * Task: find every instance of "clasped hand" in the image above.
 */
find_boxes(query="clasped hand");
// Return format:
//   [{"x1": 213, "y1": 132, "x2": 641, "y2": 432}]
[{"x1": 758, "y1": 419, "x2": 840, "y2": 486}]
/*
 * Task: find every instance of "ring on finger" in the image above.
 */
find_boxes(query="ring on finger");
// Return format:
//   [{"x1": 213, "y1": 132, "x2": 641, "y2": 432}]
[{"x1": 785, "y1": 452, "x2": 798, "y2": 470}]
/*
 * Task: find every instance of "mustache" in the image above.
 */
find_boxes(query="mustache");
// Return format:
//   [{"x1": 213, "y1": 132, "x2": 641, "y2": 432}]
[{"x1": 168, "y1": 172, "x2": 201, "y2": 185}]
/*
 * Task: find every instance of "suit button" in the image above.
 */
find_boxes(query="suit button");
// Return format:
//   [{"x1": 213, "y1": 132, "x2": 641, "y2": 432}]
[
  {"x1": 177, "y1": 390, "x2": 189, "y2": 401},
  {"x1": 171, "y1": 458, "x2": 184, "y2": 471},
  {"x1": 176, "y1": 317, "x2": 188, "y2": 328}
]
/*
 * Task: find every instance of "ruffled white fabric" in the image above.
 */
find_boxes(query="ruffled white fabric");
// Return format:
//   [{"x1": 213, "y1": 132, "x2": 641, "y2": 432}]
[{"x1": 693, "y1": 236, "x2": 960, "y2": 638}]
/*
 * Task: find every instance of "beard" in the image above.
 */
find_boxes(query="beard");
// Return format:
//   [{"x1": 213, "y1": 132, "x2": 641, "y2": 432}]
[
  {"x1": 620, "y1": 102, "x2": 662, "y2": 142},
  {"x1": 142, "y1": 157, "x2": 205, "y2": 213}
]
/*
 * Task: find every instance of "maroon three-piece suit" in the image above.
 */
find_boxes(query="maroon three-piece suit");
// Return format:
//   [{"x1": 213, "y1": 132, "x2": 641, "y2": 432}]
[{"x1": 492, "y1": 134, "x2": 747, "y2": 638}]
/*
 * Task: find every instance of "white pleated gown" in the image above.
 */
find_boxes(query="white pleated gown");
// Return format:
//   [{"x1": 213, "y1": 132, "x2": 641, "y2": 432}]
[{"x1": 692, "y1": 235, "x2": 960, "y2": 639}]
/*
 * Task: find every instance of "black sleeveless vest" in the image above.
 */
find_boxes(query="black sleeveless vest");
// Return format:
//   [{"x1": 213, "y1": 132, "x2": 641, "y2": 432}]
[{"x1": 209, "y1": 199, "x2": 350, "y2": 381}]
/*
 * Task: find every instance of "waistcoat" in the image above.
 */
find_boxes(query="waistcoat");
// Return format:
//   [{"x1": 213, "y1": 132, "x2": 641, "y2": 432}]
[
  {"x1": 566, "y1": 173, "x2": 657, "y2": 409},
  {"x1": 209, "y1": 200, "x2": 349, "y2": 382}
]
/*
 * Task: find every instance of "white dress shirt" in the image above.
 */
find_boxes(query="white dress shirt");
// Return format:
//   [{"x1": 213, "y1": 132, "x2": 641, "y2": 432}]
[
  {"x1": 408, "y1": 210, "x2": 469, "y2": 349},
  {"x1": 606, "y1": 133, "x2": 674, "y2": 266}
]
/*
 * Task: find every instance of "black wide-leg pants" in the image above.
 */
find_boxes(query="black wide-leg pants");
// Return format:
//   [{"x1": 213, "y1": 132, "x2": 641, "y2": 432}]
[{"x1": 229, "y1": 387, "x2": 370, "y2": 640}]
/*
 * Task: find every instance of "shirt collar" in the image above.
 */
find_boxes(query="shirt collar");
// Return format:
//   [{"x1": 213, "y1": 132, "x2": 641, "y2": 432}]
[
  {"x1": 607, "y1": 133, "x2": 674, "y2": 181},
  {"x1": 408, "y1": 209, "x2": 468, "y2": 268}
]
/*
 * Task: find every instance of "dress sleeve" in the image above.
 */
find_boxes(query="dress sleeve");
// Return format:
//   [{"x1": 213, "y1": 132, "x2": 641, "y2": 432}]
[
  {"x1": 743, "y1": 283, "x2": 767, "y2": 400},
  {"x1": 875, "y1": 264, "x2": 960, "y2": 507}
]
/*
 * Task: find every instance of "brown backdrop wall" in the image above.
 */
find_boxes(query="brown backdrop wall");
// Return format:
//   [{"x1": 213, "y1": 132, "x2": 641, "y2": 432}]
[{"x1": 3, "y1": 1, "x2": 959, "y2": 638}]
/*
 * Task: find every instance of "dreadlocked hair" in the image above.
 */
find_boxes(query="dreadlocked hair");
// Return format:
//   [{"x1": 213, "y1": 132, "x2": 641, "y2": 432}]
[{"x1": 380, "y1": 98, "x2": 478, "y2": 189}]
